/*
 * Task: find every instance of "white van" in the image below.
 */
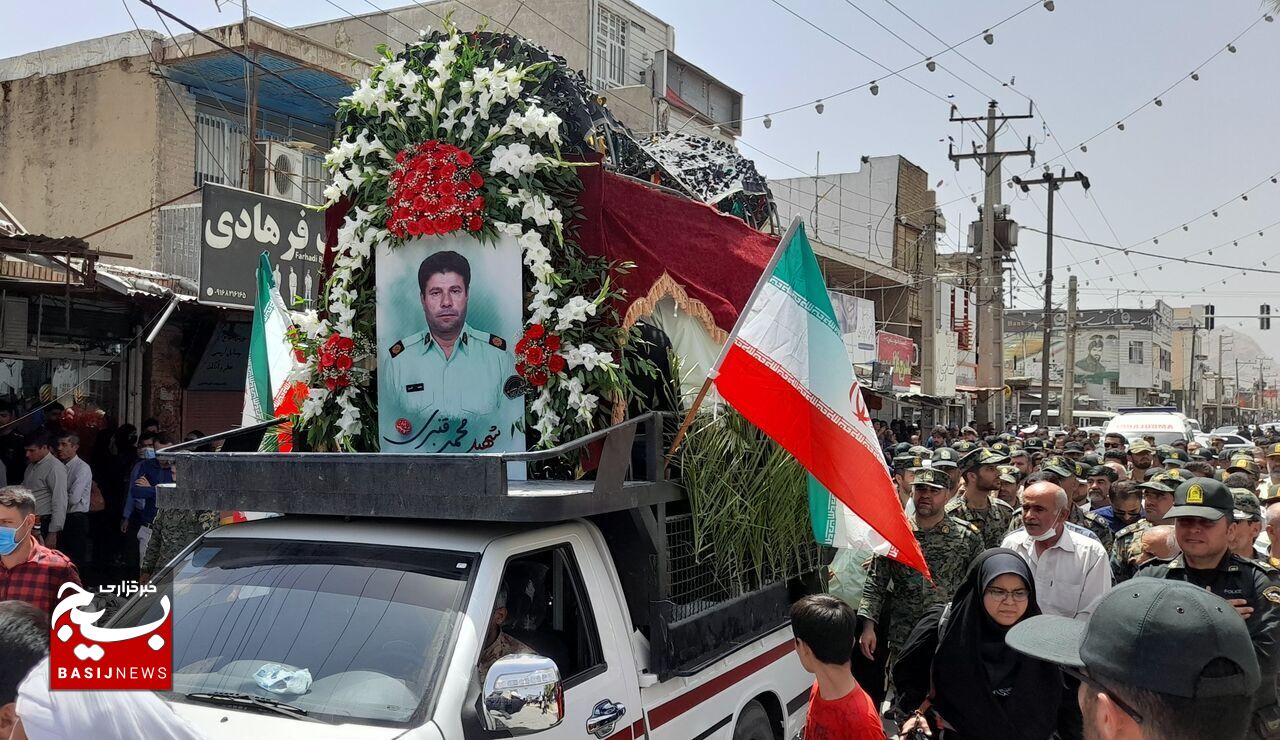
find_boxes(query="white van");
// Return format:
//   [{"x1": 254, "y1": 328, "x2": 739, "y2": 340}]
[{"x1": 1104, "y1": 406, "x2": 1195, "y2": 446}]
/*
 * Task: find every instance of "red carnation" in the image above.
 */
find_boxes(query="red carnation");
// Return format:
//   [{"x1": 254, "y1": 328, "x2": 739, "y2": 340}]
[
  {"x1": 335, "y1": 355, "x2": 354, "y2": 371},
  {"x1": 525, "y1": 346, "x2": 546, "y2": 367},
  {"x1": 335, "y1": 374, "x2": 351, "y2": 389},
  {"x1": 324, "y1": 377, "x2": 338, "y2": 391},
  {"x1": 529, "y1": 370, "x2": 549, "y2": 387},
  {"x1": 515, "y1": 338, "x2": 529, "y2": 354},
  {"x1": 395, "y1": 418, "x2": 413, "y2": 436},
  {"x1": 336, "y1": 336, "x2": 354, "y2": 351},
  {"x1": 469, "y1": 172, "x2": 484, "y2": 188},
  {"x1": 544, "y1": 335, "x2": 561, "y2": 351},
  {"x1": 548, "y1": 354, "x2": 566, "y2": 373},
  {"x1": 526, "y1": 324, "x2": 545, "y2": 340},
  {"x1": 456, "y1": 150, "x2": 474, "y2": 166},
  {"x1": 467, "y1": 216, "x2": 483, "y2": 232},
  {"x1": 446, "y1": 214, "x2": 463, "y2": 232}
]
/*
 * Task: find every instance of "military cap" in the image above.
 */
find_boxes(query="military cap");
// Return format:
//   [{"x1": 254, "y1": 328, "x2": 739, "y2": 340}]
[
  {"x1": 961, "y1": 426, "x2": 977, "y2": 436},
  {"x1": 1040, "y1": 455, "x2": 1075, "y2": 479},
  {"x1": 911, "y1": 467, "x2": 952, "y2": 489},
  {"x1": 893, "y1": 442, "x2": 914, "y2": 456},
  {"x1": 998, "y1": 465, "x2": 1021, "y2": 485},
  {"x1": 1128, "y1": 439, "x2": 1155, "y2": 454},
  {"x1": 1007, "y1": 579, "x2": 1260, "y2": 701},
  {"x1": 1266, "y1": 442, "x2": 1280, "y2": 459},
  {"x1": 1228, "y1": 456, "x2": 1261, "y2": 476},
  {"x1": 990, "y1": 441, "x2": 1012, "y2": 456},
  {"x1": 953, "y1": 440, "x2": 978, "y2": 454},
  {"x1": 891, "y1": 453, "x2": 917, "y2": 471},
  {"x1": 962, "y1": 446, "x2": 1011, "y2": 470},
  {"x1": 1086, "y1": 464, "x2": 1119, "y2": 482},
  {"x1": 1190, "y1": 447, "x2": 1213, "y2": 460},
  {"x1": 909, "y1": 445, "x2": 932, "y2": 458},
  {"x1": 1230, "y1": 488, "x2": 1263, "y2": 522},
  {"x1": 1064, "y1": 442, "x2": 1085, "y2": 454},
  {"x1": 930, "y1": 447, "x2": 960, "y2": 469},
  {"x1": 1164, "y1": 477, "x2": 1234, "y2": 521},
  {"x1": 1137, "y1": 473, "x2": 1178, "y2": 494},
  {"x1": 1023, "y1": 437, "x2": 1045, "y2": 451},
  {"x1": 1081, "y1": 453, "x2": 1102, "y2": 467},
  {"x1": 1162, "y1": 448, "x2": 1189, "y2": 466},
  {"x1": 999, "y1": 433, "x2": 1017, "y2": 443}
]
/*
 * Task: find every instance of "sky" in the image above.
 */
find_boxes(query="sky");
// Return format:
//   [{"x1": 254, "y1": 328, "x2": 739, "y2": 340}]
[{"x1": 3, "y1": 0, "x2": 1280, "y2": 357}]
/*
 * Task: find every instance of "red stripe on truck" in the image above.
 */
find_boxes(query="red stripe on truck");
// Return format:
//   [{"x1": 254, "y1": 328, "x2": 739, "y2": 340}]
[{"x1": 646, "y1": 640, "x2": 796, "y2": 729}]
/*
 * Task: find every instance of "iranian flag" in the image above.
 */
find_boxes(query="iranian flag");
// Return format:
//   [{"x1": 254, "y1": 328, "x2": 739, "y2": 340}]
[
  {"x1": 242, "y1": 253, "x2": 305, "y2": 451},
  {"x1": 712, "y1": 219, "x2": 930, "y2": 578}
]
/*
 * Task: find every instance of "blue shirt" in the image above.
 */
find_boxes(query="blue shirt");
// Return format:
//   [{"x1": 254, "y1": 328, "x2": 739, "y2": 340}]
[
  {"x1": 1091, "y1": 505, "x2": 1140, "y2": 534},
  {"x1": 121, "y1": 459, "x2": 174, "y2": 526}
]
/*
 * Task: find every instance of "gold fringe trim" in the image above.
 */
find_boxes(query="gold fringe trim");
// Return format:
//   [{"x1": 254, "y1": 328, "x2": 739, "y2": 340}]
[{"x1": 621, "y1": 271, "x2": 729, "y2": 344}]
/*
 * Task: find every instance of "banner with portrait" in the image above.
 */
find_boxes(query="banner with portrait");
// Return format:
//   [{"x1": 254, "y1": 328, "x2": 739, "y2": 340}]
[{"x1": 376, "y1": 234, "x2": 525, "y2": 469}]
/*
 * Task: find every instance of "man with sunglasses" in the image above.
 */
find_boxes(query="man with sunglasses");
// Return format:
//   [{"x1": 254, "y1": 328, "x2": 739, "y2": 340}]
[
  {"x1": 1110, "y1": 470, "x2": 1187, "y2": 583},
  {"x1": 1007, "y1": 578, "x2": 1259, "y2": 740},
  {"x1": 1138, "y1": 477, "x2": 1280, "y2": 737}
]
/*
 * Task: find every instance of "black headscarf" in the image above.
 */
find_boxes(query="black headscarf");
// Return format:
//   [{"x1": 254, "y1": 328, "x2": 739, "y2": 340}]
[{"x1": 894, "y1": 548, "x2": 1062, "y2": 740}]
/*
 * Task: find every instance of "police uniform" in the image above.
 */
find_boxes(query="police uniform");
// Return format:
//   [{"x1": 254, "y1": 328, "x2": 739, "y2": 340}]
[
  {"x1": 1137, "y1": 477, "x2": 1280, "y2": 732},
  {"x1": 381, "y1": 324, "x2": 517, "y2": 450},
  {"x1": 858, "y1": 470, "x2": 984, "y2": 657}
]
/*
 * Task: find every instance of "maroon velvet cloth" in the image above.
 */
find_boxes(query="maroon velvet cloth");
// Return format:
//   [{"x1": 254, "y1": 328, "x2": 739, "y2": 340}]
[{"x1": 574, "y1": 163, "x2": 776, "y2": 335}]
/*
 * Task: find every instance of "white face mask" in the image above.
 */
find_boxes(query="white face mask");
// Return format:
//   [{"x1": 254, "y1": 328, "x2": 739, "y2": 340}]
[{"x1": 1030, "y1": 517, "x2": 1061, "y2": 542}]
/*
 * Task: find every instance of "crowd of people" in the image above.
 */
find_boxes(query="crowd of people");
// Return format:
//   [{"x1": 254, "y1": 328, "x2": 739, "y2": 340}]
[{"x1": 807, "y1": 421, "x2": 1280, "y2": 740}]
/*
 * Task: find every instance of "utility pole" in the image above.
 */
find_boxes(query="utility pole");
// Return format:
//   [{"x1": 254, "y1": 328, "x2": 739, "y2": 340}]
[
  {"x1": 1011, "y1": 169, "x2": 1091, "y2": 427},
  {"x1": 948, "y1": 101, "x2": 1035, "y2": 429},
  {"x1": 1061, "y1": 275, "x2": 1078, "y2": 428},
  {"x1": 1187, "y1": 326, "x2": 1197, "y2": 418},
  {"x1": 1217, "y1": 333, "x2": 1225, "y2": 426},
  {"x1": 243, "y1": 0, "x2": 259, "y2": 191}
]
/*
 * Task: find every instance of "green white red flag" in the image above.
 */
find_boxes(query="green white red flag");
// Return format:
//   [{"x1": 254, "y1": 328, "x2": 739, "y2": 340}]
[
  {"x1": 711, "y1": 219, "x2": 930, "y2": 578},
  {"x1": 242, "y1": 253, "x2": 305, "y2": 451}
]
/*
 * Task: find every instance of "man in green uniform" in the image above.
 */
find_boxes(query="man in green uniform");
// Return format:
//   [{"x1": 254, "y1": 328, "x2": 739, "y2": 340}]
[
  {"x1": 1229, "y1": 488, "x2": 1268, "y2": 561},
  {"x1": 141, "y1": 508, "x2": 220, "y2": 580},
  {"x1": 1110, "y1": 469, "x2": 1186, "y2": 582},
  {"x1": 1137, "y1": 477, "x2": 1280, "y2": 737},
  {"x1": 1259, "y1": 443, "x2": 1280, "y2": 503},
  {"x1": 946, "y1": 447, "x2": 1015, "y2": 548},
  {"x1": 857, "y1": 468, "x2": 982, "y2": 671},
  {"x1": 1127, "y1": 439, "x2": 1156, "y2": 477},
  {"x1": 930, "y1": 446, "x2": 961, "y2": 493},
  {"x1": 381, "y1": 251, "x2": 520, "y2": 452}
]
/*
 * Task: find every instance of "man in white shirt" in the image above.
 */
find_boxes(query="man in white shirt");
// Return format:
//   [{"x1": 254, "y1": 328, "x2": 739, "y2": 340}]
[
  {"x1": 1002, "y1": 479, "x2": 1112, "y2": 620},
  {"x1": 54, "y1": 432, "x2": 92, "y2": 571}
]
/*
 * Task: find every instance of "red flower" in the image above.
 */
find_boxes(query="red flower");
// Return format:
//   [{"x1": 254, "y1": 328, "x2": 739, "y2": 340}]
[
  {"x1": 544, "y1": 335, "x2": 561, "y2": 351},
  {"x1": 335, "y1": 375, "x2": 351, "y2": 389},
  {"x1": 294, "y1": 349, "x2": 306, "y2": 364},
  {"x1": 515, "y1": 338, "x2": 529, "y2": 354},
  {"x1": 319, "y1": 353, "x2": 335, "y2": 369},
  {"x1": 526, "y1": 324, "x2": 546, "y2": 340},
  {"x1": 529, "y1": 370, "x2": 549, "y2": 387},
  {"x1": 469, "y1": 172, "x2": 484, "y2": 189},
  {"x1": 525, "y1": 346, "x2": 546, "y2": 367},
  {"x1": 548, "y1": 354, "x2": 566, "y2": 373},
  {"x1": 467, "y1": 216, "x2": 483, "y2": 232},
  {"x1": 515, "y1": 362, "x2": 526, "y2": 376},
  {"x1": 455, "y1": 150, "x2": 474, "y2": 166},
  {"x1": 446, "y1": 214, "x2": 463, "y2": 232},
  {"x1": 335, "y1": 355, "x2": 354, "y2": 371},
  {"x1": 324, "y1": 377, "x2": 338, "y2": 391},
  {"x1": 395, "y1": 418, "x2": 413, "y2": 436}
]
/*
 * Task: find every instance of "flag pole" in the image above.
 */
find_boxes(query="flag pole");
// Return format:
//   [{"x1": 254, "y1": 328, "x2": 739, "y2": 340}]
[{"x1": 663, "y1": 217, "x2": 805, "y2": 472}]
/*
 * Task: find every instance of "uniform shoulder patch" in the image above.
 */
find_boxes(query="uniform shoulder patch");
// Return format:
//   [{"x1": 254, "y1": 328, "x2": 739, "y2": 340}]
[
  {"x1": 950, "y1": 517, "x2": 981, "y2": 536},
  {"x1": 1264, "y1": 585, "x2": 1280, "y2": 605},
  {"x1": 992, "y1": 497, "x2": 1015, "y2": 512},
  {"x1": 389, "y1": 340, "x2": 405, "y2": 358},
  {"x1": 489, "y1": 334, "x2": 507, "y2": 350},
  {"x1": 1248, "y1": 557, "x2": 1280, "y2": 575}
]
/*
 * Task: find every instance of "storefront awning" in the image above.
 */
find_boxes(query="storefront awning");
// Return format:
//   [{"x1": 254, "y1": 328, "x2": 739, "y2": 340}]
[{"x1": 956, "y1": 384, "x2": 1005, "y2": 393}]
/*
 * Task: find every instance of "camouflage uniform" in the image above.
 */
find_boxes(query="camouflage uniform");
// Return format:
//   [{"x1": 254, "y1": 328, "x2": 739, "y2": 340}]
[
  {"x1": 141, "y1": 508, "x2": 220, "y2": 576},
  {"x1": 857, "y1": 515, "x2": 983, "y2": 655},
  {"x1": 1110, "y1": 519, "x2": 1152, "y2": 583},
  {"x1": 945, "y1": 494, "x2": 1016, "y2": 550}
]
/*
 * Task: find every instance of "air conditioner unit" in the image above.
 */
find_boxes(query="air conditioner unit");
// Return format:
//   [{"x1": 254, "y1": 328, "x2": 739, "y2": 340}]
[{"x1": 260, "y1": 142, "x2": 307, "y2": 201}]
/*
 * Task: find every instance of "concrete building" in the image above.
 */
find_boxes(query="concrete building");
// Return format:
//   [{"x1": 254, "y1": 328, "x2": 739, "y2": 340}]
[
  {"x1": 298, "y1": 0, "x2": 742, "y2": 143},
  {"x1": 0, "y1": 20, "x2": 364, "y2": 437},
  {"x1": 1004, "y1": 302, "x2": 1175, "y2": 417}
]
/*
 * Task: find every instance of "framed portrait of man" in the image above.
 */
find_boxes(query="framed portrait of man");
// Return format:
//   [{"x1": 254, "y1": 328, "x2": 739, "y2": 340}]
[{"x1": 376, "y1": 234, "x2": 525, "y2": 466}]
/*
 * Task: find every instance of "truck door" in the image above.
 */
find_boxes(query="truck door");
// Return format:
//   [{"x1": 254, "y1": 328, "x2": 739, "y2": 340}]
[{"x1": 486, "y1": 541, "x2": 643, "y2": 738}]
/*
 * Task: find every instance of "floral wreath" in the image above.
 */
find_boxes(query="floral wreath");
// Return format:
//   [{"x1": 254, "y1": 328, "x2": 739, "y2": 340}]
[{"x1": 288, "y1": 20, "x2": 642, "y2": 452}]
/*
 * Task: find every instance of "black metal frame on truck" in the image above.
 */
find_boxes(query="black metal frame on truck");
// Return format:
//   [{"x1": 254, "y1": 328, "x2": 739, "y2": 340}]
[{"x1": 160, "y1": 413, "x2": 817, "y2": 681}]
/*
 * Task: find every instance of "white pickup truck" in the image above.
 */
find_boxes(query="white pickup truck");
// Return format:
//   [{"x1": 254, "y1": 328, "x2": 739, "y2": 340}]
[{"x1": 111, "y1": 416, "x2": 814, "y2": 739}]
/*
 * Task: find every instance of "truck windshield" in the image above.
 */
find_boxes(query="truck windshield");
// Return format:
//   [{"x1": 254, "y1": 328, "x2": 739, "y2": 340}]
[{"x1": 110, "y1": 537, "x2": 475, "y2": 726}]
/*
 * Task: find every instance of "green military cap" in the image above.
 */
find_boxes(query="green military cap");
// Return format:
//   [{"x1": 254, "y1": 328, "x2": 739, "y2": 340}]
[
  {"x1": 1230, "y1": 488, "x2": 1263, "y2": 522},
  {"x1": 990, "y1": 441, "x2": 1012, "y2": 456},
  {"x1": 911, "y1": 467, "x2": 952, "y2": 489},
  {"x1": 1228, "y1": 456, "x2": 1261, "y2": 476},
  {"x1": 892, "y1": 452, "x2": 916, "y2": 471},
  {"x1": 1165, "y1": 477, "x2": 1234, "y2": 522},
  {"x1": 931, "y1": 447, "x2": 960, "y2": 469},
  {"x1": 998, "y1": 465, "x2": 1021, "y2": 485},
  {"x1": 1266, "y1": 443, "x2": 1280, "y2": 459},
  {"x1": 1137, "y1": 473, "x2": 1178, "y2": 494},
  {"x1": 1022, "y1": 437, "x2": 1045, "y2": 450},
  {"x1": 1162, "y1": 449, "x2": 1188, "y2": 466},
  {"x1": 963, "y1": 446, "x2": 1011, "y2": 470},
  {"x1": 909, "y1": 445, "x2": 932, "y2": 458},
  {"x1": 893, "y1": 442, "x2": 914, "y2": 455},
  {"x1": 1040, "y1": 455, "x2": 1075, "y2": 479},
  {"x1": 953, "y1": 440, "x2": 978, "y2": 454},
  {"x1": 1128, "y1": 439, "x2": 1155, "y2": 454},
  {"x1": 1190, "y1": 447, "x2": 1213, "y2": 460},
  {"x1": 1081, "y1": 453, "x2": 1102, "y2": 467}
]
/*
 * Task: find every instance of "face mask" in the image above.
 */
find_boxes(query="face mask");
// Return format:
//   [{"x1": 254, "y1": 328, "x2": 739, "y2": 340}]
[
  {"x1": 141, "y1": 447, "x2": 157, "y2": 460},
  {"x1": 0, "y1": 518, "x2": 31, "y2": 556}
]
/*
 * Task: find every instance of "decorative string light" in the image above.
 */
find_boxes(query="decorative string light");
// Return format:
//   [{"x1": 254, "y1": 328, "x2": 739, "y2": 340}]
[
  {"x1": 763, "y1": 114, "x2": 772, "y2": 128},
  {"x1": 1154, "y1": 98, "x2": 1163, "y2": 107},
  {"x1": 926, "y1": 58, "x2": 937, "y2": 72},
  {"x1": 869, "y1": 81, "x2": 880, "y2": 96},
  {"x1": 1191, "y1": 71, "x2": 1200, "y2": 81},
  {"x1": 1117, "y1": 122, "x2": 1125, "y2": 131},
  {"x1": 1043, "y1": 0, "x2": 1055, "y2": 10},
  {"x1": 1228, "y1": 44, "x2": 1237, "y2": 53},
  {"x1": 983, "y1": 30, "x2": 994, "y2": 44},
  {"x1": 815, "y1": 99, "x2": 824, "y2": 114}
]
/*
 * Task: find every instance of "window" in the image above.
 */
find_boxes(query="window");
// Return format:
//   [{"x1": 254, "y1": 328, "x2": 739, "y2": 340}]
[
  {"x1": 1109, "y1": 379, "x2": 1121, "y2": 394},
  {"x1": 493, "y1": 546, "x2": 603, "y2": 685},
  {"x1": 194, "y1": 112, "x2": 246, "y2": 188},
  {"x1": 1128, "y1": 341, "x2": 1145, "y2": 364},
  {"x1": 594, "y1": 7, "x2": 629, "y2": 88}
]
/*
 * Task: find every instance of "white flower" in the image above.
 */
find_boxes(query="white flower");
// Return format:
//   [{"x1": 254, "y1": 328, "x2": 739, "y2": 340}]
[
  {"x1": 555, "y1": 295, "x2": 597, "y2": 331},
  {"x1": 488, "y1": 143, "x2": 551, "y2": 177},
  {"x1": 528, "y1": 282, "x2": 559, "y2": 324},
  {"x1": 346, "y1": 78, "x2": 388, "y2": 114},
  {"x1": 575, "y1": 393, "x2": 598, "y2": 422},
  {"x1": 300, "y1": 387, "x2": 329, "y2": 420},
  {"x1": 493, "y1": 221, "x2": 524, "y2": 237},
  {"x1": 291, "y1": 309, "x2": 324, "y2": 339},
  {"x1": 564, "y1": 343, "x2": 616, "y2": 372},
  {"x1": 530, "y1": 388, "x2": 554, "y2": 419}
]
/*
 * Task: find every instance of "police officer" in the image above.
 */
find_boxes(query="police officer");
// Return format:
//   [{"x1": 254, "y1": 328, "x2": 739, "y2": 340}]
[
  {"x1": 1231, "y1": 455, "x2": 1264, "y2": 490},
  {"x1": 382, "y1": 251, "x2": 519, "y2": 450},
  {"x1": 1138, "y1": 477, "x2": 1280, "y2": 737},
  {"x1": 858, "y1": 467, "x2": 982, "y2": 670},
  {"x1": 946, "y1": 447, "x2": 1015, "y2": 549}
]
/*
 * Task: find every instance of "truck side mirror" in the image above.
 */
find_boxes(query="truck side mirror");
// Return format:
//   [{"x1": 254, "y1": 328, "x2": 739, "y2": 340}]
[{"x1": 481, "y1": 654, "x2": 563, "y2": 733}]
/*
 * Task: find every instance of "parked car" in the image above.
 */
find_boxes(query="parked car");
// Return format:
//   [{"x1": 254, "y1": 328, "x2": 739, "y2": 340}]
[{"x1": 1196, "y1": 433, "x2": 1254, "y2": 457}]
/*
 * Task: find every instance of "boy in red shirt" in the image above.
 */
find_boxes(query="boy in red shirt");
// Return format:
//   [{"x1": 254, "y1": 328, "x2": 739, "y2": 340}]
[{"x1": 791, "y1": 594, "x2": 885, "y2": 740}]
